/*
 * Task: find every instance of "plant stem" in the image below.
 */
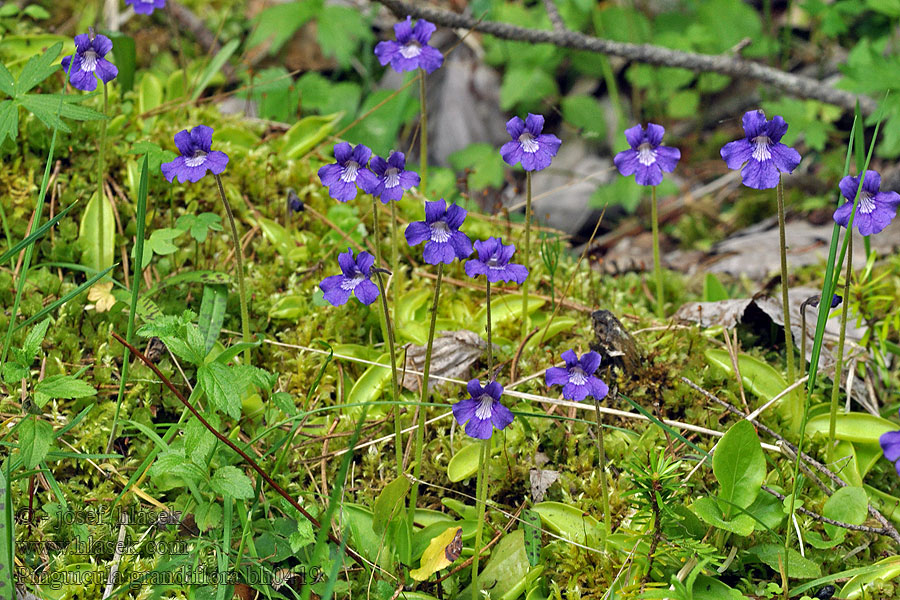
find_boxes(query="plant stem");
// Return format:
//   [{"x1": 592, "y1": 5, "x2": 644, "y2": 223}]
[
  {"x1": 471, "y1": 437, "x2": 490, "y2": 599},
  {"x1": 486, "y1": 279, "x2": 492, "y2": 377},
  {"x1": 373, "y1": 269, "x2": 403, "y2": 479},
  {"x1": 371, "y1": 198, "x2": 390, "y2": 346},
  {"x1": 827, "y1": 233, "x2": 853, "y2": 465},
  {"x1": 650, "y1": 185, "x2": 664, "y2": 318},
  {"x1": 419, "y1": 70, "x2": 428, "y2": 193},
  {"x1": 520, "y1": 172, "x2": 533, "y2": 342},
  {"x1": 776, "y1": 176, "x2": 796, "y2": 383},
  {"x1": 97, "y1": 83, "x2": 109, "y2": 280},
  {"x1": 106, "y1": 156, "x2": 150, "y2": 455},
  {"x1": 409, "y1": 263, "x2": 443, "y2": 531},
  {"x1": 593, "y1": 393, "x2": 612, "y2": 550},
  {"x1": 214, "y1": 174, "x2": 251, "y2": 364},
  {"x1": 391, "y1": 201, "x2": 401, "y2": 338}
]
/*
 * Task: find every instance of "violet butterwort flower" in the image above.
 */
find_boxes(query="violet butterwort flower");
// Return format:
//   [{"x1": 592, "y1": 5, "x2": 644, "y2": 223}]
[
  {"x1": 369, "y1": 151, "x2": 420, "y2": 203},
  {"x1": 833, "y1": 170, "x2": 900, "y2": 236},
  {"x1": 613, "y1": 123, "x2": 681, "y2": 186},
  {"x1": 374, "y1": 16, "x2": 443, "y2": 74},
  {"x1": 317, "y1": 142, "x2": 378, "y2": 203},
  {"x1": 61, "y1": 33, "x2": 118, "y2": 92},
  {"x1": 720, "y1": 110, "x2": 801, "y2": 190},
  {"x1": 405, "y1": 199, "x2": 473, "y2": 265},
  {"x1": 500, "y1": 114, "x2": 561, "y2": 172},
  {"x1": 125, "y1": 0, "x2": 166, "y2": 15},
  {"x1": 319, "y1": 248, "x2": 379, "y2": 306},
  {"x1": 161, "y1": 126, "x2": 229, "y2": 184},
  {"x1": 880, "y1": 414, "x2": 900, "y2": 476},
  {"x1": 545, "y1": 350, "x2": 609, "y2": 402},
  {"x1": 464, "y1": 237, "x2": 529, "y2": 284},
  {"x1": 452, "y1": 379, "x2": 514, "y2": 440}
]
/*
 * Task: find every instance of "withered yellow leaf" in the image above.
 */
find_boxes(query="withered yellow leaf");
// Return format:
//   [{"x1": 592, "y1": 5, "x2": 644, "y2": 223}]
[{"x1": 409, "y1": 526, "x2": 463, "y2": 582}]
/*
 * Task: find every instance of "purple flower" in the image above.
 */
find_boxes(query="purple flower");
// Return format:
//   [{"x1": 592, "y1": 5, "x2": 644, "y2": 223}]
[
  {"x1": 317, "y1": 142, "x2": 378, "y2": 203},
  {"x1": 452, "y1": 379, "x2": 514, "y2": 440},
  {"x1": 319, "y1": 248, "x2": 380, "y2": 306},
  {"x1": 61, "y1": 33, "x2": 118, "y2": 92},
  {"x1": 369, "y1": 151, "x2": 420, "y2": 203},
  {"x1": 161, "y1": 126, "x2": 229, "y2": 184},
  {"x1": 500, "y1": 114, "x2": 561, "y2": 172},
  {"x1": 880, "y1": 416, "x2": 900, "y2": 476},
  {"x1": 833, "y1": 170, "x2": 900, "y2": 236},
  {"x1": 720, "y1": 110, "x2": 801, "y2": 190},
  {"x1": 613, "y1": 123, "x2": 681, "y2": 186},
  {"x1": 464, "y1": 237, "x2": 529, "y2": 284},
  {"x1": 374, "y1": 16, "x2": 443, "y2": 74},
  {"x1": 125, "y1": 0, "x2": 166, "y2": 15},
  {"x1": 545, "y1": 350, "x2": 609, "y2": 402},
  {"x1": 405, "y1": 199, "x2": 473, "y2": 265}
]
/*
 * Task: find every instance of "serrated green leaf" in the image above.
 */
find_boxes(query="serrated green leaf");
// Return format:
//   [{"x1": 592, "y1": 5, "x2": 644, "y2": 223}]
[
  {"x1": 33, "y1": 374, "x2": 97, "y2": 407},
  {"x1": 198, "y1": 362, "x2": 242, "y2": 419},
  {"x1": 210, "y1": 466, "x2": 254, "y2": 499},
  {"x1": 184, "y1": 413, "x2": 219, "y2": 465},
  {"x1": 147, "y1": 228, "x2": 183, "y2": 255},
  {"x1": 0, "y1": 63, "x2": 15, "y2": 96},
  {"x1": 315, "y1": 5, "x2": 373, "y2": 67},
  {"x1": 22, "y1": 319, "x2": 51, "y2": 364},
  {"x1": 1, "y1": 362, "x2": 29, "y2": 384},
  {"x1": 0, "y1": 99, "x2": 18, "y2": 143},
  {"x1": 19, "y1": 418, "x2": 53, "y2": 469},
  {"x1": 17, "y1": 94, "x2": 70, "y2": 132},
  {"x1": 15, "y1": 41, "x2": 61, "y2": 95},
  {"x1": 289, "y1": 517, "x2": 315, "y2": 552}
]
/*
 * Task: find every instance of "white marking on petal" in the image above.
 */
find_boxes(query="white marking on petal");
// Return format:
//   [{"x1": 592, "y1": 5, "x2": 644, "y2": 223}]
[
  {"x1": 400, "y1": 42, "x2": 422, "y2": 59},
  {"x1": 475, "y1": 394, "x2": 494, "y2": 420},
  {"x1": 637, "y1": 142, "x2": 656, "y2": 166},
  {"x1": 518, "y1": 132, "x2": 539, "y2": 153},
  {"x1": 385, "y1": 168, "x2": 401, "y2": 188},
  {"x1": 340, "y1": 161, "x2": 359, "y2": 183},
  {"x1": 751, "y1": 135, "x2": 772, "y2": 161},
  {"x1": 185, "y1": 150, "x2": 207, "y2": 167},
  {"x1": 568, "y1": 367, "x2": 587, "y2": 386},
  {"x1": 82, "y1": 50, "x2": 99, "y2": 72},
  {"x1": 859, "y1": 193, "x2": 876, "y2": 214},
  {"x1": 430, "y1": 221, "x2": 451, "y2": 243},
  {"x1": 340, "y1": 273, "x2": 365, "y2": 291}
]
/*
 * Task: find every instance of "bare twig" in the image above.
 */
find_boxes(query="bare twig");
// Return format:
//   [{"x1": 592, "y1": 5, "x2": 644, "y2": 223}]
[
  {"x1": 543, "y1": 0, "x2": 565, "y2": 33},
  {"x1": 373, "y1": 0, "x2": 877, "y2": 114},
  {"x1": 762, "y1": 485, "x2": 891, "y2": 536}
]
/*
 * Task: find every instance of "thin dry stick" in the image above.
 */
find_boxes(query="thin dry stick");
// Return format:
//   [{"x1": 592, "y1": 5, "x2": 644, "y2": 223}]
[
  {"x1": 372, "y1": 0, "x2": 876, "y2": 114},
  {"x1": 109, "y1": 331, "x2": 370, "y2": 569}
]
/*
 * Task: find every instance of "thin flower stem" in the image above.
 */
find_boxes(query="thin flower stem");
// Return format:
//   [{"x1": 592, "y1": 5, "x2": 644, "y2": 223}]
[
  {"x1": 374, "y1": 269, "x2": 403, "y2": 479},
  {"x1": 214, "y1": 174, "x2": 251, "y2": 363},
  {"x1": 419, "y1": 70, "x2": 428, "y2": 193},
  {"x1": 650, "y1": 185, "x2": 664, "y2": 318},
  {"x1": 409, "y1": 263, "x2": 443, "y2": 530},
  {"x1": 391, "y1": 202, "x2": 401, "y2": 337},
  {"x1": 520, "y1": 172, "x2": 533, "y2": 342},
  {"x1": 471, "y1": 437, "x2": 490, "y2": 599},
  {"x1": 97, "y1": 83, "x2": 109, "y2": 280},
  {"x1": 486, "y1": 280, "x2": 492, "y2": 377},
  {"x1": 827, "y1": 233, "x2": 853, "y2": 465},
  {"x1": 776, "y1": 176, "x2": 797, "y2": 384},
  {"x1": 371, "y1": 198, "x2": 390, "y2": 345},
  {"x1": 593, "y1": 393, "x2": 612, "y2": 550}
]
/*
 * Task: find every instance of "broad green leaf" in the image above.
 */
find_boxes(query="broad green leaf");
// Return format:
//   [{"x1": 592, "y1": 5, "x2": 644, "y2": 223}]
[
  {"x1": 184, "y1": 413, "x2": 219, "y2": 465},
  {"x1": 372, "y1": 476, "x2": 410, "y2": 535},
  {"x1": 138, "y1": 72, "x2": 163, "y2": 114},
  {"x1": 831, "y1": 440, "x2": 863, "y2": 487},
  {"x1": 524, "y1": 318, "x2": 578, "y2": 355},
  {"x1": 346, "y1": 352, "x2": 391, "y2": 416},
  {"x1": 824, "y1": 486, "x2": 868, "y2": 541},
  {"x1": 194, "y1": 501, "x2": 223, "y2": 531},
  {"x1": 281, "y1": 112, "x2": 341, "y2": 159},
  {"x1": 714, "y1": 420, "x2": 765, "y2": 513},
  {"x1": 690, "y1": 496, "x2": 755, "y2": 536},
  {"x1": 856, "y1": 442, "x2": 882, "y2": 479},
  {"x1": 107, "y1": 32, "x2": 136, "y2": 91},
  {"x1": 0, "y1": 63, "x2": 15, "y2": 96},
  {"x1": 448, "y1": 143, "x2": 506, "y2": 190},
  {"x1": 744, "y1": 488, "x2": 785, "y2": 531},
  {"x1": 705, "y1": 348, "x2": 803, "y2": 432},
  {"x1": 191, "y1": 38, "x2": 240, "y2": 101},
  {"x1": 198, "y1": 362, "x2": 242, "y2": 419},
  {"x1": 175, "y1": 212, "x2": 222, "y2": 243},
  {"x1": 749, "y1": 544, "x2": 821, "y2": 579},
  {"x1": 22, "y1": 319, "x2": 51, "y2": 364},
  {"x1": 198, "y1": 285, "x2": 227, "y2": 354},
  {"x1": 447, "y1": 443, "x2": 481, "y2": 482},
  {"x1": 15, "y1": 41, "x2": 61, "y2": 95},
  {"x1": 268, "y1": 295, "x2": 305, "y2": 320},
  {"x1": 256, "y1": 217, "x2": 293, "y2": 255},
  {"x1": 210, "y1": 466, "x2": 254, "y2": 499},
  {"x1": 560, "y1": 94, "x2": 606, "y2": 138},
  {"x1": 840, "y1": 556, "x2": 900, "y2": 599},
  {"x1": 289, "y1": 517, "x2": 315, "y2": 552},
  {"x1": 806, "y1": 412, "x2": 896, "y2": 445},
  {"x1": 522, "y1": 509, "x2": 542, "y2": 567},
  {"x1": 458, "y1": 529, "x2": 530, "y2": 600},
  {"x1": 500, "y1": 66, "x2": 558, "y2": 112},
  {"x1": 315, "y1": 5, "x2": 373, "y2": 67},
  {"x1": 33, "y1": 374, "x2": 97, "y2": 407},
  {"x1": 147, "y1": 228, "x2": 182, "y2": 255},
  {"x1": 0, "y1": 99, "x2": 18, "y2": 143},
  {"x1": 344, "y1": 503, "x2": 390, "y2": 568},
  {"x1": 26, "y1": 93, "x2": 105, "y2": 123},
  {"x1": 19, "y1": 417, "x2": 53, "y2": 469},
  {"x1": 410, "y1": 526, "x2": 461, "y2": 582},
  {"x1": 532, "y1": 501, "x2": 602, "y2": 545},
  {"x1": 247, "y1": 0, "x2": 321, "y2": 54},
  {"x1": 78, "y1": 190, "x2": 115, "y2": 274},
  {"x1": 703, "y1": 273, "x2": 729, "y2": 302}
]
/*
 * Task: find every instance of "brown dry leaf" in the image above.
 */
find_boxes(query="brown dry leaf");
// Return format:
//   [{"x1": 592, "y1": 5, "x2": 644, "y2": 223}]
[
  {"x1": 401, "y1": 330, "x2": 486, "y2": 392},
  {"x1": 530, "y1": 469, "x2": 560, "y2": 503}
]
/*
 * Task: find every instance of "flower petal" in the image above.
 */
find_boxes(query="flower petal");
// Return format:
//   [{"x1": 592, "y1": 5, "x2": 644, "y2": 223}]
[
  {"x1": 405, "y1": 221, "x2": 430, "y2": 246},
  {"x1": 333, "y1": 141, "x2": 352, "y2": 165},
  {"x1": 720, "y1": 139, "x2": 753, "y2": 170},
  {"x1": 204, "y1": 151, "x2": 229, "y2": 175},
  {"x1": 741, "y1": 158, "x2": 780, "y2": 190},
  {"x1": 74, "y1": 34, "x2": 91, "y2": 53},
  {"x1": 173, "y1": 129, "x2": 194, "y2": 157},
  {"x1": 465, "y1": 416, "x2": 493, "y2": 439},
  {"x1": 880, "y1": 430, "x2": 900, "y2": 462},
  {"x1": 561, "y1": 349, "x2": 578, "y2": 367},
  {"x1": 765, "y1": 114, "x2": 789, "y2": 142},
  {"x1": 190, "y1": 125, "x2": 214, "y2": 152},
  {"x1": 412, "y1": 18, "x2": 437, "y2": 44},
  {"x1": 579, "y1": 351, "x2": 602, "y2": 375},
  {"x1": 504, "y1": 263, "x2": 529, "y2": 284},
  {"x1": 93, "y1": 35, "x2": 114, "y2": 57},
  {"x1": 645, "y1": 123, "x2": 665, "y2": 147},
  {"x1": 769, "y1": 143, "x2": 800, "y2": 174},
  {"x1": 484, "y1": 381, "x2": 504, "y2": 401},
  {"x1": 545, "y1": 366, "x2": 569, "y2": 387},
  {"x1": 374, "y1": 40, "x2": 399, "y2": 66},
  {"x1": 356, "y1": 168, "x2": 379, "y2": 194},
  {"x1": 591, "y1": 377, "x2": 610, "y2": 400},
  {"x1": 337, "y1": 248, "x2": 356, "y2": 276},
  {"x1": 318, "y1": 163, "x2": 342, "y2": 187},
  {"x1": 861, "y1": 170, "x2": 883, "y2": 196},
  {"x1": 505, "y1": 116, "x2": 525, "y2": 139},
  {"x1": 832, "y1": 200, "x2": 854, "y2": 228},
  {"x1": 453, "y1": 397, "x2": 478, "y2": 426},
  {"x1": 160, "y1": 157, "x2": 185, "y2": 183},
  {"x1": 634, "y1": 163, "x2": 663, "y2": 186},
  {"x1": 393, "y1": 16, "x2": 414, "y2": 43},
  {"x1": 94, "y1": 58, "x2": 118, "y2": 83},
  {"x1": 491, "y1": 401, "x2": 515, "y2": 431},
  {"x1": 563, "y1": 381, "x2": 589, "y2": 402},
  {"x1": 614, "y1": 149, "x2": 639, "y2": 177},
  {"x1": 524, "y1": 113, "x2": 545, "y2": 136},
  {"x1": 445, "y1": 203, "x2": 467, "y2": 229},
  {"x1": 654, "y1": 145, "x2": 681, "y2": 173},
  {"x1": 424, "y1": 199, "x2": 447, "y2": 223},
  {"x1": 467, "y1": 379, "x2": 484, "y2": 398},
  {"x1": 423, "y1": 241, "x2": 455, "y2": 265},
  {"x1": 741, "y1": 110, "x2": 767, "y2": 139},
  {"x1": 500, "y1": 140, "x2": 524, "y2": 167},
  {"x1": 369, "y1": 155, "x2": 387, "y2": 177},
  {"x1": 449, "y1": 231, "x2": 473, "y2": 260},
  {"x1": 417, "y1": 45, "x2": 444, "y2": 73},
  {"x1": 623, "y1": 124, "x2": 645, "y2": 149},
  {"x1": 320, "y1": 275, "x2": 350, "y2": 306},
  {"x1": 354, "y1": 279, "x2": 380, "y2": 305}
]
